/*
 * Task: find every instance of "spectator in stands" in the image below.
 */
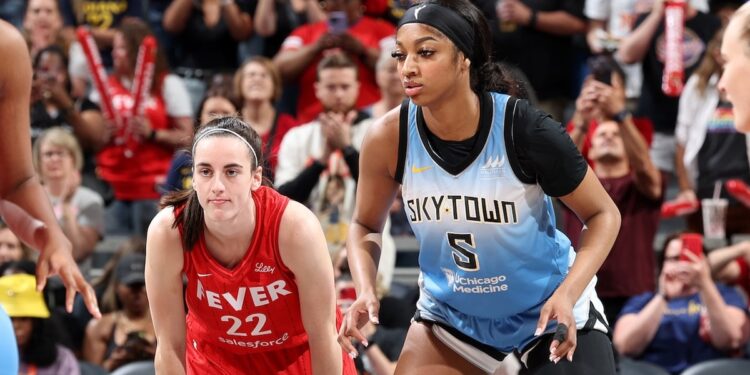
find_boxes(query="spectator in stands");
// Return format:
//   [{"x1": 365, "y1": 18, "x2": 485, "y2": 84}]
[
  {"x1": 482, "y1": 0, "x2": 587, "y2": 121},
  {"x1": 276, "y1": 53, "x2": 369, "y2": 244},
  {"x1": 613, "y1": 234, "x2": 750, "y2": 374},
  {"x1": 61, "y1": 1, "x2": 147, "y2": 96},
  {"x1": 365, "y1": 40, "x2": 404, "y2": 119},
  {"x1": 30, "y1": 45, "x2": 112, "y2": 202},
  {"x1": 235, "y1": 56, "x2": 298, "y2": 183},
  {"x1": 582, "y1": 0, "x2": 710, "y2": 109},
  {"x1": 564, "y1": 59, "x2": 663, "y2": 325},
  {"x1": 84, "y1": 18, "x2": 192, "y2": 237},
  {"x1": 618, "y1": 1, "x2": 720, "y2": 174},
  {"x1": 252, "y1": 0, "x2": 326, "y2": 58},
  {"x1": 84, "y1": 253, "x2": 155, "y2": 372},
  {"x1": 0, "y1": 222, "x2": 33, "y2": 265},
  {"x1": 33, "y1": 127, "x2": 104, "y2": 263},
  {"x1": 163, "y1": 88, "x2": 240, "y2": 193},
  {"x1": 276, "y1": 52, "x2": 396, "y2": 289},
  {"x1": 273, "y1": 0, "x2": 395, "y2": 123},
  {"x1": 22, "y1": 0, "x2": 65, "y2": 59},
  {"x1": 69, "y1": 237, "x2": 146, "y2": 353},
  {"x1": 708, "y1": 240, "x2": 750, "y2": 302},
  {"x1": 674, "y1": 27, "x2": 750, "y2": 237},
  {"x1": 30, "y1": 46, "x2": 101, "y2": 145},
  {"x1": 0, "y1": 273, "x2": 79, "y2": 375},
  {"x1": 163, "y1": 0, "x2": 254, "y2": 110}
]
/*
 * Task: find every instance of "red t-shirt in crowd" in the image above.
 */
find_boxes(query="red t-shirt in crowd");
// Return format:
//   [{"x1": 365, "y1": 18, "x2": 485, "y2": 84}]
[
  {"x1": 564, "y1": 174, "x2": 663, "y2": 298},
  {"x1": 280, "y1": 18, "x2": 395, "y2": 123},
  {"x1": 179, "y1": 187, "x2": 355, "y2": 374},
  {"x1": 96, "y1": 76, "x2": 173, "y2": 200}
]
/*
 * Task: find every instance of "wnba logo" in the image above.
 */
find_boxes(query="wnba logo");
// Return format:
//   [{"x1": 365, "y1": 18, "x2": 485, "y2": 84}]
[{"x1": 480, "y1": 155, "x2": 505, "y2": 178}]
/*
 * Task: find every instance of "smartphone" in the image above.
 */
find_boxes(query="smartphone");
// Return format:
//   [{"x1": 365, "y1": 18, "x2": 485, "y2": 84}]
[
  {"x1": 588, "y1": 55, "x2": 612, "y2": 85},
  {"x1": 679, "y1": 233, "x2": 703, "y2": 262},
  {"x1": 328, "y1": 11, "x2": 348, "y2": 35}
]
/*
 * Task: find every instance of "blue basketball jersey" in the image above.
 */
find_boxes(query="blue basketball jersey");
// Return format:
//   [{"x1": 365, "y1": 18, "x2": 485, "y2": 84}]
[{"x1": 400, "y1": 93, "x2": 605, "y2": 350}]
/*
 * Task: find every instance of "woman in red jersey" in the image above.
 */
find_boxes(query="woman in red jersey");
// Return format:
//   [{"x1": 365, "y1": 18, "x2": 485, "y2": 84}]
[{"x1": 145, "y1": 116, "x2": 355, "y2": 374}]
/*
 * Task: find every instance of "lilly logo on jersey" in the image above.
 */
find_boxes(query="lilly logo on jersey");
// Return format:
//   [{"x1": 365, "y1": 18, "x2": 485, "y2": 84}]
[
  {"x1": 479, "y1": 155, "x2": 505, "y2": 178},
  {"x1": 254, "y1": 263, "x2": 275, "y2": 274}
]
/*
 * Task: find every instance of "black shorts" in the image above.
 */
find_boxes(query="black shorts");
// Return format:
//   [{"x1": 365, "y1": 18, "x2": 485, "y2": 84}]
[{"x1": 520, "y1": 329, "x2": 616, "y2": 375}]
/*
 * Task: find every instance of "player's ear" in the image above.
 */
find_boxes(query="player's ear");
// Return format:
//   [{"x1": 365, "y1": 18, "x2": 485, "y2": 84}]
[{"x1": 250, "y1": 166, "x2": 263, "y2": 191}]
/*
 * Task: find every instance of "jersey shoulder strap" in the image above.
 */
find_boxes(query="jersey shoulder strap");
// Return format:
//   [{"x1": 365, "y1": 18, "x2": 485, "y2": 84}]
[
  {"x1": 395, "y1": 98, "x2": 410, "y2": 184},
  {"x1": 503, "y1": 96, "x2": 536, "y2": 184}
]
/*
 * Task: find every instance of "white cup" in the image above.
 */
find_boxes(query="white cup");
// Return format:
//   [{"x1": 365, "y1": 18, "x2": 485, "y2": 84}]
[{"x1": 701, "y1": 198, "x2": 728, "y2": 240}]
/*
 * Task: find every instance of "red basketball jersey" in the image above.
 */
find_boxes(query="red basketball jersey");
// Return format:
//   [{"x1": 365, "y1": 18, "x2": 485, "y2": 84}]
[{"x1": 177, "y1": 187, "x2": 356, "y2": 374}]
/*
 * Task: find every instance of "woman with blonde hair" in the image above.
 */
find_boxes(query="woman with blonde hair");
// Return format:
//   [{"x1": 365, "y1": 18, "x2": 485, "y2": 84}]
[
  {"x1": 234, "y1": 56, "x2": 298, "y2": 182},
  {"x1": 33, "y1": 127, "x2": 104, "y2": 263}
]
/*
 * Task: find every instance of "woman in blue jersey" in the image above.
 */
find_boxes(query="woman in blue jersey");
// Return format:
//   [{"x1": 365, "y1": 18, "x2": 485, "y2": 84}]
[{"x1": 337, "y1": 1, "x2": 621, "y2": 373}]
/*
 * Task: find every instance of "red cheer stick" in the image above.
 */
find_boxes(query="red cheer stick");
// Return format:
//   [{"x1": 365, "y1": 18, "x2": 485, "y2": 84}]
[
  {"x1": 725, "y1": 179, "x2": 750, "y2": 207},
  {"x1": 0, "y1": 200, "x2": 48, "y2": 251},
  {"x1": 131, "y1": 36, "x2": 157, "y2": 119},
  {"x1": 123, "y1": 36, "x2": 158, "y2": 157},
  {"x1": 660, "y1": 199, "x2": 699, "y2": 219},
  {"x1": 75, "y1": 27, "x2": 122, "y2": 130},
  {"x1": 662, "y1": 0, "x2": 686, "y2": 97}
]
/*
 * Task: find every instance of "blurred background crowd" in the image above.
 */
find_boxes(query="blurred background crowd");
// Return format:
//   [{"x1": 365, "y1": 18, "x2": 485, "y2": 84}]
[{"x1": 2, "y1": 0, "x2": 750, "y2": 374}]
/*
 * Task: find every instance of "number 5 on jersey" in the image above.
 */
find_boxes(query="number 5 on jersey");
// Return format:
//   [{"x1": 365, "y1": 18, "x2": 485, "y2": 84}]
[{"x1": 447, "y1": 233, "x2": 479, "y2": 271}]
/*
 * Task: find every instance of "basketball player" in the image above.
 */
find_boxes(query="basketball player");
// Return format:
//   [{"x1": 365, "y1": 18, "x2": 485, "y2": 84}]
[
  {"x1": 0, "y1": 19, "x2": 100, "y2": 373},
  {"x1": 719, "y1": 2, "x2": 750, "y2": 132},
  {"x1": 338, "y1": 1, "x2": 621, "y2": 373},
  {"x1": 146, "y1": 117, "x2": 355, "y2": 374}
]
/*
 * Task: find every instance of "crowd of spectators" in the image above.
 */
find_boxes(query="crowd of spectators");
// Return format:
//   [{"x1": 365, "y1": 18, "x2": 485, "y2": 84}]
[{"x1": 2, "y1": 0, "x2": 750, "y2": 374}]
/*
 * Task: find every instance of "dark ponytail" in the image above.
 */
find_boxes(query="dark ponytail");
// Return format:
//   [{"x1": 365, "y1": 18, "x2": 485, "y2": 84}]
[
  {"x1": 426, "y1": 0, "x2": 527, "y2": 98},
  {"x1": 160, "y1": 116, "x2": 266, "y2": 251}
]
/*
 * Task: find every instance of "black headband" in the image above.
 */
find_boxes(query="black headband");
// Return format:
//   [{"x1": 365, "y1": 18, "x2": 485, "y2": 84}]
[{"x1": 398, "y1": 3, "x2": 474, "y2": 61}]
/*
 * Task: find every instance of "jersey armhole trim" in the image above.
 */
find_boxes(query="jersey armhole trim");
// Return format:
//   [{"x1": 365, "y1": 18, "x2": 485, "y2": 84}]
[
  {"x1": 504, "y1": 97, "x2": 536, "y2": 184},
  {"x1": 395, "y1": 99, "x2": 410, "y2": 184}
]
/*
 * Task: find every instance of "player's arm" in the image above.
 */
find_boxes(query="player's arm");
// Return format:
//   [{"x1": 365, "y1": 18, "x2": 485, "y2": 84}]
[
  {"x1": 339, "y1": 108, "x2": 401, "y2": 357},
  {"x1": 547, "y1": 167, "x2": 620, "y2": 358},
  {"x1": 279, "y1": 201, "x2": 342, "y2": 375},
  {"x1": 0, "y1": 21, "x2": 99, "y2": 317},
  {"x1": 146, "y1": 207, "x2": 187, "y2": 374}
]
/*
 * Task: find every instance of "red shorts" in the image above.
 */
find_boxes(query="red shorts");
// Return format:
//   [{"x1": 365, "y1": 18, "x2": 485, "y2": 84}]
[{"x1": 186, "y1": 338, "x2": 356, "y2": 374}]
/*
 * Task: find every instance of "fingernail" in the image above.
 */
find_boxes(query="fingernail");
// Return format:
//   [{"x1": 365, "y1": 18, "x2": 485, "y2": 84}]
[
  {"x1": 348, "y1": 351, "x2": 358, "y2": 359},
  {"x1": 534, "y1": 327, "x2": 543, "y2": 336},
  {"x1": 362, "y1": 340, "x2": 369, "y2": 347},
  {"x1": 371, "y1": 317, "x2": 380, "y2": 324},
  {"x1": 554, "y1": 357, "x2": 561, "y2": 364},
  {"x1": 549, "y1": 355, "x2": 556, "y2": 363},
  {"x1": 567, "y1": 352, "x2": 573, "y2": 362}
]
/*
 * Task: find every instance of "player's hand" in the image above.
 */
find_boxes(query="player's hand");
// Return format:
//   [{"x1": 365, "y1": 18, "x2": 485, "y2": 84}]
[
  {"x1": 36, "y1": 231, "x2": 100, "y2": 318},
  {"x1": 337, "y1": 290, "x2": 379, "y2": 359},
  {"x1": 535, "y1": 290, "x2": 577, "y2": 364}
]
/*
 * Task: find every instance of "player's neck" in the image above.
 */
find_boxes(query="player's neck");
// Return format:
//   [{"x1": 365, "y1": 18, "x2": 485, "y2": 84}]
[{"x1": 422, "y1": 90, "x2": 480, "y2": 141}]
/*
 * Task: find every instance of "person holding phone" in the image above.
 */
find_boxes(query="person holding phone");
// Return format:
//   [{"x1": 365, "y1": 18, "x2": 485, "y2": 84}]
[
  {"x1": 563, "y1": 55, "x2": 663, "y2": 326},
  {"x1": 273, "y1": 0, "x2": 395, "y2": 123},
  {"x1": 613, "y1": 233, "x2": 749, "y2": 374}
]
